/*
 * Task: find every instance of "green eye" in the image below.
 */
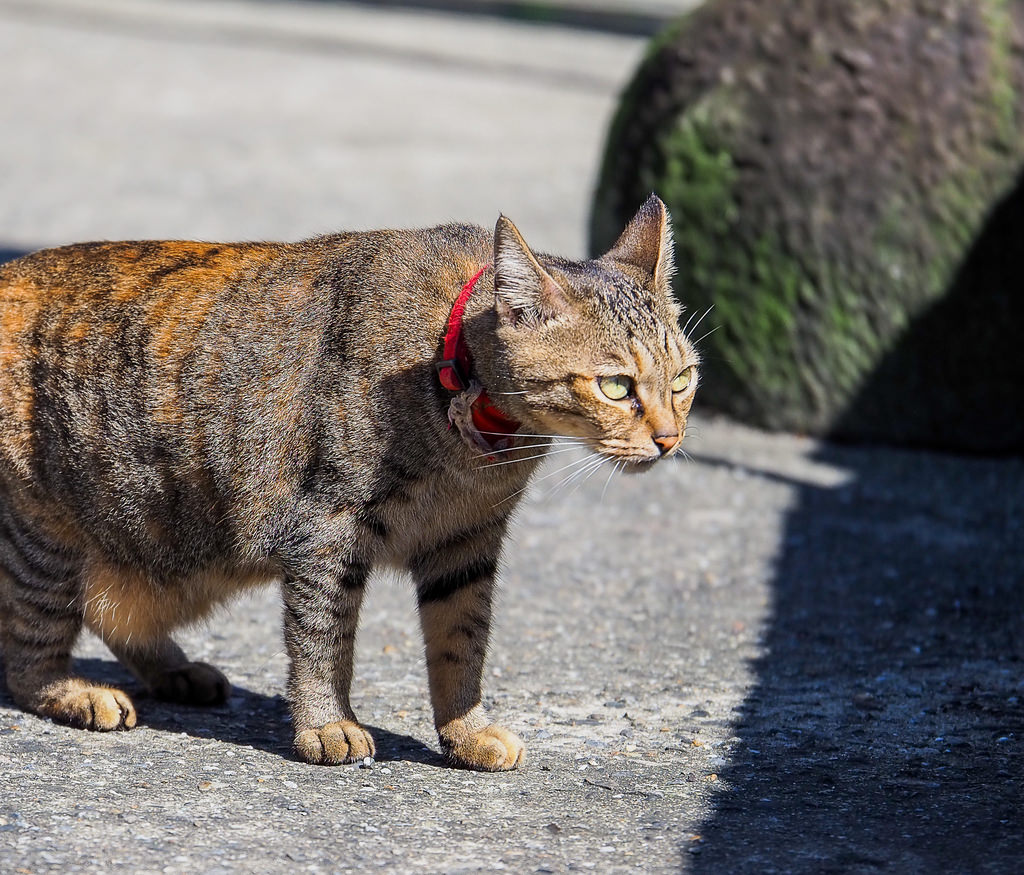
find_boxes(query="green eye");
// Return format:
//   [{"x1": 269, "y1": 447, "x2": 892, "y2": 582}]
[
  {"x1": 672, "y1": 367, "x2": 695, "y2": 393},
  {"x1": 598, "y1": 375, "x2": 633, "y2": 401}
]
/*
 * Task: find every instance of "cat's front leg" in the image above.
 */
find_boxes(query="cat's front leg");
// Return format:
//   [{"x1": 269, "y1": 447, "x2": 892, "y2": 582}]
[
  {"x1": 282, "y1": 561, "x2": 375, "y2": 765},
  {"x1": 412, "y1": 550, "x2": 524, "y2": 772}
]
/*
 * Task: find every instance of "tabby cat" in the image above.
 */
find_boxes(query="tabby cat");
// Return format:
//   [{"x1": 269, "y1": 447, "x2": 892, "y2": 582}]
[{"x1": 0, "y1": 194, "x2": 697, "y2": 771}]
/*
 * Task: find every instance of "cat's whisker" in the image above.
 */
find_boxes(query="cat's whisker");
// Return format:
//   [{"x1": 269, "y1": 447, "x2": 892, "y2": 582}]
[
  {"x1": 563, "y1": 456, "x2": 610, "y2": 497},
  {"x1": 492, "y1": 485, "x2": 530, "y2": 509},
  {"x1": 475, "y1": 442, "x2": 581, "y2": 466},
  {"x1": 491, "y1": 449, "x2": 592, "y2": 508},
  {"x1": 518, "y1": 452, "x2": 593, "y2": 504},
  {"x1": 600, "y1": 460, "x2": 618, "y2": 502},
  {"x1": 600, "y1": 460, "x2": 625, "y2": 502},
  {"x1": 683, "y1": 304, "x2": 715, "y2": 340},
  {"x1": 478, "y1": 439, "x2": 575, "y2": 457},
  {"x1": 691, "y1": 324, "x2": 721, "y2": 348},
  {"x1": 534, "y1": 450, "x2": 596, "y2": 485},
  {"x1": 558, "y1": 454, "x2": 601, "y2": 490},
  {"x1": 546, "y1": 452, "x2": 606, "y2": 500},
  {"x1": 476, "y1": 445, "x2": 580, "y2": 470},
  {"x1": 681, "y1": 304, "x2": 708, "y2": 336},
  {"x1": 681, "y1": 308, "x2": 695, "y2": 335},
  {"x1": 477, "y1": 430, "x2": 582, "y2": 441},
  {"x1": 476, "y1": 447, "x2": 564, "y2": 463},
  {"x1": 568, "y1": 453, "x2": 613, "y2": 496}
]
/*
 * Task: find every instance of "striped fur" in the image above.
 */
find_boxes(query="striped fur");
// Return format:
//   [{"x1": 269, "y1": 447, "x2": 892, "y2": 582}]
[{"x1": 0, "y1": 195, "x2": 698, "y2": 770}]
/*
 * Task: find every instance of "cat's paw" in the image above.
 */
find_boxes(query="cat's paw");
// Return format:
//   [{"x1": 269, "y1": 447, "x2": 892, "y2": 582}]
[
  {"x1": 151, "y1": 662, "x2": 230, "y2": 706},
  {"x1": 294, "y1": 720, "x2": 376, "y2": 765},
  {"x1": 441, "y1": 723, "x2": 525, "y2": 772},
  {"x1": 36, "y1": 679, "x2": 137, "y2": 731}
]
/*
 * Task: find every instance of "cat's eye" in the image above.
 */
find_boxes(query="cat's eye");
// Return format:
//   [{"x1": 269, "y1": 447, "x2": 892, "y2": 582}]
[
  {"x1": 672, "y1": 367, "x2": 696, "y2": 393},
  {"x1": 598, "y1": 375, "x2": 633, "y2": 401}
]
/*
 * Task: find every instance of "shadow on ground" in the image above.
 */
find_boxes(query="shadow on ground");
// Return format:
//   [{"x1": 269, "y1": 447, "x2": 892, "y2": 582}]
[
  {"x1": 688, "y1": 443, "x2": 1024, "y2": 873},
  {"x1": 0, "y1": 655, "x2": 444, "y2": 767}
]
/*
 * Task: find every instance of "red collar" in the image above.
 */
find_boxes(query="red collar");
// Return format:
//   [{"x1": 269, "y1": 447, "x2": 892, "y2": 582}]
[{"x1": 437, "y1": 265, "x2": 521, "y2": 449}]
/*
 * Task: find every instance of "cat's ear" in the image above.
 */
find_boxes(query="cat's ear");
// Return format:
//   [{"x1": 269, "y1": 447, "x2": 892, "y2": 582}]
[
  {"x1": 493, "y1": 215, "x2": 569, "y2": 327},
  {"x1": 604, "y1": 193, "x2": 675, "y2": 288}
]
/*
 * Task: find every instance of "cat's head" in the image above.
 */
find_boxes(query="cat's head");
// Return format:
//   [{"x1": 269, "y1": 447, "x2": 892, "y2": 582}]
[{"x1": 481, "y1": 194, "x2": 699, "y2": 469}]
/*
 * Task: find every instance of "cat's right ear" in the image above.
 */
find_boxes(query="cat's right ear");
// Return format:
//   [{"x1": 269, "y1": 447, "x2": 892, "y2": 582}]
[
  {"x1": 493, "y1": 215, "x2": 569, "y2": 327},
  {"x1": 604, "y1": 193, "x2": 675, "y2": 289}
]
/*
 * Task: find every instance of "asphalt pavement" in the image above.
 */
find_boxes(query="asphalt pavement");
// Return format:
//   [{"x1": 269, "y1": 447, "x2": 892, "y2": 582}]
[{"x1": 1, "y1": 1, "x2": 1021, "y2": 873}]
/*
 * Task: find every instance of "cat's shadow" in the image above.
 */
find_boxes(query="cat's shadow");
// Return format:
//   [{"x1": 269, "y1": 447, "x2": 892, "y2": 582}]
[{"x1": 0, "y1": 655, "x2": 446, "y2": 768}]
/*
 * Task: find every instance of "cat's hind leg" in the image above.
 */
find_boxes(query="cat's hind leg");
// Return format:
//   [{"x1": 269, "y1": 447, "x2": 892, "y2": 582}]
[
  {"x1": 0, "y1": 512, "x2": 136, "y2": 731},
  {"x1": 107, "y1": 635, "x2": 229, "y2": 706},
  {"x1": 81, "y1": 560, "x2": 231, "y2": 707}
]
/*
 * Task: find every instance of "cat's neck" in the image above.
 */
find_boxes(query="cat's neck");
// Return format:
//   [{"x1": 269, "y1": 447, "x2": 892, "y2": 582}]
[
  {"x1": 434, "y1": 265, "x2": 520, "y2": 451},
  {"x1": 456, "y1": 268, "x2": 507, "y2": 398}
]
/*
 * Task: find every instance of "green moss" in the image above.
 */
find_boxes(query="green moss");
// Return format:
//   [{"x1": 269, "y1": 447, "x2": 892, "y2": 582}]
[
  {"x1": 651, "y1": 98, "x2": 829, "y2": 409},
  {"x1": 869, "y1": 197, "x2": 934, "y2": 334},
  {"x1": 907, "y1": 135, "x2": 1020, "y2": 318},
  {"x1": 723, "y1": 236, "x2": 806, "y2": 397},
  {"x1": 662, "y1": 81, "x2": 1021, "y2": 429},
  {"x1": 982, "y1": 0, "x2": 1017, "y2": 144},
  {"x1": 652, "y1": 96, "x2": 740, "y2": 287},
  {"x1": 820, "y1": 264, "x2": 885, "y2": 398}
]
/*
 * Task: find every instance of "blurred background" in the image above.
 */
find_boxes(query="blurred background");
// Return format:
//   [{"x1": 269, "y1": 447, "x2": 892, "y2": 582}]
[{"x1": 0, "y1": 0, "x2": 698, "y2": 257}]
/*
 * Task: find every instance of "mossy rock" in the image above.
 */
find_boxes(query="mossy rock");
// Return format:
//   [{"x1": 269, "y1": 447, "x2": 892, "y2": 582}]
[{"x1": 591, "y1": 0, "x2": 1024, "y2": 454}]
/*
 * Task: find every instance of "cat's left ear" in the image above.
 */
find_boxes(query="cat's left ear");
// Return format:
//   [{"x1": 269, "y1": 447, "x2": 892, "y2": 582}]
[
  {"x1": 604, "y1": 193, "x2": 676, "y2": 288},
  {"x1": 493, "y1": 215, "x2": 570, "y2": 327}
]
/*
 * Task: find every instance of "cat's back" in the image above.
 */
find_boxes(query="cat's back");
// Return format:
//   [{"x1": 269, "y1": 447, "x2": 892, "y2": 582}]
[
  {"x1": 0, "y1": 239, "x2": 295, "y2": 335},
  {"x1": 0, "y1": 240, "x2": 285, "y2": 475},
  {"x1": 0, "y1": 222, "x2": 491, "y2": 338},
  {"x1": 0, "y1": 225, "x2": 492, "y2": 491}
]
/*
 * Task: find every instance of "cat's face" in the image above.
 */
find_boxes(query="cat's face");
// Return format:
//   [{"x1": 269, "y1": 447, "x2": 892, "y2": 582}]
[{"x1": 487, "y1": 196, "x2": 699, "y2": 468}]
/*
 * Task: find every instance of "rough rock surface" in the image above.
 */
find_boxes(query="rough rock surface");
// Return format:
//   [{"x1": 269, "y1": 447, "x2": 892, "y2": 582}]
[{"x1": 591, "y1": 0, "x2": 1024, "y2": 453}]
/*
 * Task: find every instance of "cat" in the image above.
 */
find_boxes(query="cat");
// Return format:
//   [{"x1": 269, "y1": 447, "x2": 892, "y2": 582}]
[{"x1": 0, "y1": 194, "x2": 698, "y2": 771}]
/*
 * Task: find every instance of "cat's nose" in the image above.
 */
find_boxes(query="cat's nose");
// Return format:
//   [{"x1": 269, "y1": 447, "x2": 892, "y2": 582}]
[{"x1": 653, "y1": 433, "x2": 679, "y2": 455}]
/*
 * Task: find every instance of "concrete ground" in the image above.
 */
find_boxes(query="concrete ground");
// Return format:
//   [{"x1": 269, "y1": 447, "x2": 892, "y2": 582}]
[{"x1": 1, "y1": 1, "x2": 1021, "y2": 873}]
